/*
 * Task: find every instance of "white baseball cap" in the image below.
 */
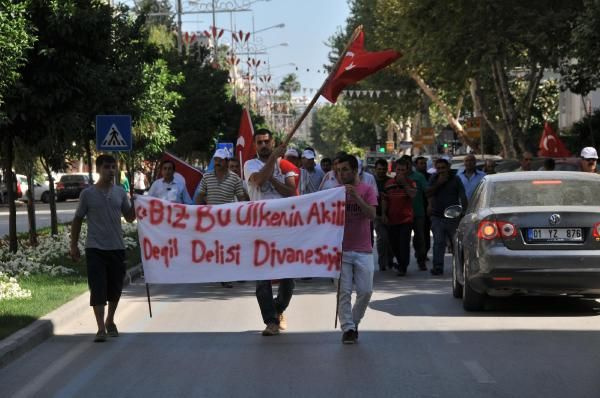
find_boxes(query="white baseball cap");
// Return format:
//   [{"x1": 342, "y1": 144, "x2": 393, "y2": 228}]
[
  {"x1": 302, "y1": 149, "x2": 315, "y2": 159},
  {"x1": 285, "y1": 148, "x2": 299, "y2": 158},
  {"x1": 212, "y1": 148, "x2": 230, "y2": 159},
  {"x1": 580, "y1": 147, "x2": 598, "y2": 159}
]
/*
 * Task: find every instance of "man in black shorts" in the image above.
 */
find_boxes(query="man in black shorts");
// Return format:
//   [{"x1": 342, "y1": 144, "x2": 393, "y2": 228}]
[{"x1": 70, "y1": 154, "x2": 136, "y2": 342}]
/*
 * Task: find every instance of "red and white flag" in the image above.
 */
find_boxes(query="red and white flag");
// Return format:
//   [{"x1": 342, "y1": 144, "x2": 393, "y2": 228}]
[
  {"x1": 236, "y1": 108, "x2": 256, "y2": 169},
  {"x1": 538, "y1": 122, "x2": 571, "y2": 158},
  {"x1": 322, "y1": 30, "x2": 401, "y2": 103},
  {"x1": 161, "y1": 152, "x2": 203, "y2": 198}
]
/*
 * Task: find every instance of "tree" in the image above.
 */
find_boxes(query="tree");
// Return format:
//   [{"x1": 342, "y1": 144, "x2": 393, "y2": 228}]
[
  {"x1": 169, "y1": 45, "x2": 260, "y2": 163},
  {"x1": 133, "y1": 0, "x2": 174, "y2": 28},
  {"x1": 310, "y1": 104, "x2": 363, "y2": 157},
  {"x1": 335, "y1": 0, "x2": 583, "y2": 157},
  {"x1": 0, "y1": 0, "x2": 34, "y2": 108},
  {"x1": 559, "y1": 0, "x2": 600, "y2": 146},
  {"x1": 0, "y1": 0, "x2": 35, "y2": 251},
  {"x1": 279, "y1": 73, "x2": 301, "y2": 100}
]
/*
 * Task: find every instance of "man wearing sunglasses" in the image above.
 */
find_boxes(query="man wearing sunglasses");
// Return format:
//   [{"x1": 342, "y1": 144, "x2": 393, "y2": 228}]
[{"x1": 580, "y1": 147, "x2": 598, "y2": 173}]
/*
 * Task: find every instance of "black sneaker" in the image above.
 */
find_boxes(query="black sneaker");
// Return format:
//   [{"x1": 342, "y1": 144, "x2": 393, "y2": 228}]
[{"x1": 342, "y1": 329, "x2": 357, "y2": 344}]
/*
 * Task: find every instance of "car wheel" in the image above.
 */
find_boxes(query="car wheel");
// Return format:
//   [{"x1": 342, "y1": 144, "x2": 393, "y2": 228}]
[
  {"x1": 452, "y1": 252, "x2": 463, "y2": 299},
  {"x1": 462, "y1": 264, "x2": 485, "y2": 311},
  {"x1": 41, "y1": 192, "x2": 50, "y2": 203}
]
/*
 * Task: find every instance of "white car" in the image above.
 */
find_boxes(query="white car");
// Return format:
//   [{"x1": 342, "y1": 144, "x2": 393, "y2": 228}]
[{"x1": 23, "y1": 180, "x2": 54, "y2": 203}]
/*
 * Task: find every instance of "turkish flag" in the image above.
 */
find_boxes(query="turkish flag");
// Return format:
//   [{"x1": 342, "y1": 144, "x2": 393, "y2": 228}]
[
  {"x1": 279, "y1": 158, "x2": 300, "y2": 195},
  {"x1": 538, "y1": 122, "x2": 571, "y2": 157},
  {"x1": 321, "y1": 31, "x2": 401, "y2": 103},
  {"x1": 161, "y1": 152, "x2": 203, "y2": 198},
  {"x1": 236, "y1": 108, "x2": 256, "y2": 170}
]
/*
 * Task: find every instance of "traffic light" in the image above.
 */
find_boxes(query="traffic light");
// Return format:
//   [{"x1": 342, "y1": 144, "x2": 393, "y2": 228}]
[
  {"x1": 379, "y1": 147, "x2": 385, "y2": 153},
  {"x1": 443, "y1": 143, "x2": 449, "y2": 149}
]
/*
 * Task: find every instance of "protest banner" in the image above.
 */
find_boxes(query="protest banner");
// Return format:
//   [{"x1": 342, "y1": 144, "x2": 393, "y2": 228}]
[{"x1": 136, "y1": 187, "x2": 346, "y2": 283}]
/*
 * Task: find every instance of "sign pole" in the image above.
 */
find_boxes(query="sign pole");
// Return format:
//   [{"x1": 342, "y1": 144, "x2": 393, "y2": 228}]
[{"x1": 146, "y1": 283, "x2": 153, "y2": 318}]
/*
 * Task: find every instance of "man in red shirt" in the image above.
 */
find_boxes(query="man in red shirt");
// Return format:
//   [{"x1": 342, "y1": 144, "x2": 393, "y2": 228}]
[{"x1": 382, "y1": 159, "x2": 417, "y2": 276}]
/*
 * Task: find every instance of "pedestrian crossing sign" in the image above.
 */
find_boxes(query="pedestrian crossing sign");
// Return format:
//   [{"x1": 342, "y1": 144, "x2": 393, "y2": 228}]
[{"x1": 96, "y1": 115, "x2": 132, "y2": 151}]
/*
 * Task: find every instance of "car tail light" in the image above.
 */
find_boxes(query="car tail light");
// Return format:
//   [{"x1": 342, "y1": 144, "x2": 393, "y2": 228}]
[
  {"x1": 478, "y1": 221, "x2": 498, "y2": 240},
  {"x1": 593, "y1": 222, "x2": 600, "y2": 238},
  {"x1": 478, "y1": 220, "x2": 517, "y2": 240},
  {"x1": 56, "y1": 182, "x2": 64, "y2": 190}
]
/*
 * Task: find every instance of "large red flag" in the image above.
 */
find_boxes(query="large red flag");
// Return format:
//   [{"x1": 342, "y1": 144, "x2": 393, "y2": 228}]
[
  {"x1": 161, "y1": 152, "x2": 203, "y2": 198},
  {"x1": 321, "y1": 30, "x2": 401, "y2": 103},
  {"x1": 538, "y1": 122, "x2": 571, "y2": 157},
  {"x1": 236, "y1": 108, "x2": 256, "y2": 170}
]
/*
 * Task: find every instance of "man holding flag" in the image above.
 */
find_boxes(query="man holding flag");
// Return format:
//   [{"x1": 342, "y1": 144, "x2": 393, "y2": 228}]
[{"x1": 244, "y1": 128, "x2": 297, "y2": 336}]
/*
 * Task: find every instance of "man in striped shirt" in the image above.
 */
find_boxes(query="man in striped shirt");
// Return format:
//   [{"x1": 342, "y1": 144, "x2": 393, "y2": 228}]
[
  {"x1": 195, "y1": 149, "x2": 247, "y2": 206},
  {"x1": 195, "y1": 149, "x2": 247, "y2": 288}
]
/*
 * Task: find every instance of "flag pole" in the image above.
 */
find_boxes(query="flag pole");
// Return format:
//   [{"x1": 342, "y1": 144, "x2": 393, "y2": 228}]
[{"x1": 282, "y1": 25, "x2": 364, "y2": 146}]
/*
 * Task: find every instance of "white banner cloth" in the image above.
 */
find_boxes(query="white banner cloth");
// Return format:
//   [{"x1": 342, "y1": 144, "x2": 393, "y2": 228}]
[{"x1": 136, "y1": 188, "x2": 346, "y2": 283}]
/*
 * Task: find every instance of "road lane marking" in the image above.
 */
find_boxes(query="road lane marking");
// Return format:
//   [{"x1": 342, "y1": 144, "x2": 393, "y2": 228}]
[
  {"x1": 51, "y1": 284, "x2": 185, "y2": 398},
  {"x1": 11, "y1": 341, "x2": 89, "y2": 398},
  {"x1": 463, "y1": 360, "x2": 496, "y2": 384},
  {"x1": 419, "y1": 304, "x2": 460, "y2": 344}
]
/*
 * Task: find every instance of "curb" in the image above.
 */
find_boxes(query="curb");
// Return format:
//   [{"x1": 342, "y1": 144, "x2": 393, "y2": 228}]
[{"x1": 0, "y1": 263, "x2": 144, "y2": 369}]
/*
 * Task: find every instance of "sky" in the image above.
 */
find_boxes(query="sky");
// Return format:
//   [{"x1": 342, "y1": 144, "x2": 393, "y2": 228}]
[{"x1": 126, "y1": 0, "x2": 351, "y2": 96}]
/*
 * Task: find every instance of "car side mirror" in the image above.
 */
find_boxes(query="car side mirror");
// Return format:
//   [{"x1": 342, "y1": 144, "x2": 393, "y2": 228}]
[{"x1": 444, "y1": 205, "x2": 463, "y2": 219}]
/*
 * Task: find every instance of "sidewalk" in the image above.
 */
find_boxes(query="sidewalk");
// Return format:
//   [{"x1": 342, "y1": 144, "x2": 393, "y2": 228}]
[{"x1": 0, "y1": 264, "x2": 143, "y2": 368}]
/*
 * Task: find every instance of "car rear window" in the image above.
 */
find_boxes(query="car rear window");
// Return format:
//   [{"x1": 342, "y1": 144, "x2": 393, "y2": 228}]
[
  {"x1": 61, "y1": 175, "x2": 87, "y2": 183},
  {"x1": 490, "y1": 180, "x2": 600, "y2": 207}
]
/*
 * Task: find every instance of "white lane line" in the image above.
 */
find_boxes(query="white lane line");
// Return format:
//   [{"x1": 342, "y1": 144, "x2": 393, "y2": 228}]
[
  {"x1": 463, "y1": 360, "x2": 496, "y2": 384},
  {"x1": 11, "y1": 342, "x2": 89, "y2": 398},
  {"x1": 419, "y1": 304, "x2": 460, "y2": 344}
]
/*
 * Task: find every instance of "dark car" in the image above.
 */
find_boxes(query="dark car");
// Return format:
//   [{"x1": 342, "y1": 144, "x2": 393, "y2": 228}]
[
  {"x1": 56, "y1": 174, "x2": 92, "y2": 201},
  {"x1": 451, "y1": 171, "x2": 600, "y2": 311}
]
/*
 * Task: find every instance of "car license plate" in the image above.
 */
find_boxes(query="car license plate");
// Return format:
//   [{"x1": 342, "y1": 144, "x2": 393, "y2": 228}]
[{"x1": 527, "y1": 228, "x2": 583, "y2": 242}]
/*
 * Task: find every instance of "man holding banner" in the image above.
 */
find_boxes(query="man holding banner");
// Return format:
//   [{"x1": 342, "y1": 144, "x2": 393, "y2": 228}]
[
  {"x1": 148, "y1": 159, "x2": 194, "y2": 205},
  {"x1": 244, "y1": 128, "x2": 298, "y2": 336},
  {"x1": 336, "y1": 154, "x2": 377, "y2": 344}
]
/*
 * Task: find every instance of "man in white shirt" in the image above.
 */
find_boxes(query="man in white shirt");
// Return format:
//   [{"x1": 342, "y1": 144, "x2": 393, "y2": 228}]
[
  {"x1": 244, "y1": 128, "x2": 297, "y2": 337},
  {"x1": 147, "y1": 159, "x2": 193, "y2": 204}
]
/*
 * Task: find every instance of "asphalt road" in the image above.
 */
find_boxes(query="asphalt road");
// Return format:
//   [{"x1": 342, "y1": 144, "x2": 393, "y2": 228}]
[
  {"x1": 0, "y1": 200, "x2": 79, "y2": 237},
  {"x1": 2, "y1": 256, "x2": 600, "y2": 398}
]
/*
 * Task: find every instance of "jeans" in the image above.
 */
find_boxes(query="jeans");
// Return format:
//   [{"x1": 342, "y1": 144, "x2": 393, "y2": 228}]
[
  {"x1": 256, "y1": 279, "x2": 295, "y2": 325},
  {"x1": 338, "y1": 251, "x2": 374, "y2": 332},
  {"x1": 374, "y1": 218, "x2": 393, "y2": 270},
  {"x1": 424, "y1": 215, "x2": 432, "y2": 254},
  {"x1": 388, "y1": 224, "x2": 412, "y2": 270},
  {"x1": 412, "y1": 216, "x2": 427, "y2": 265},
  {"x1": 431, "y1": 216, "x2": 459, "y2": 272}
]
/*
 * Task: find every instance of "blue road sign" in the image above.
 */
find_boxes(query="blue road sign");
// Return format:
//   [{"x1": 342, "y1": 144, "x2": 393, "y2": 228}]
[{"x1": 96, "y1": 115, "x2": 132, "y2": 151}]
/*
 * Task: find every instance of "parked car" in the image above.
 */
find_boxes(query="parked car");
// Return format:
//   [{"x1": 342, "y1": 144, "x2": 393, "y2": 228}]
[
  {"x1": 56, "y1": 173, "x2": 93, "y2": 201},
  {"x1": 22, "y1": 180, "x2": 54, "y2": 203},
  {"x1": 451, "y1": 171, "x2": 600, "y2": 311},
  {"x1": 0, "y1": 173, "x2": 26, "y2": 203}
]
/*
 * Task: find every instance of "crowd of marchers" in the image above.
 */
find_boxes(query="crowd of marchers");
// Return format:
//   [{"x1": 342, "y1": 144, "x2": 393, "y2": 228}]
[{"x1": 69, "y1": 137, "x2": 599, "y2": 344}]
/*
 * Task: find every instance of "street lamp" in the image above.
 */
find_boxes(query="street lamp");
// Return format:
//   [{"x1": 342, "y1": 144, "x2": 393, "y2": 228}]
[{"x1": 253, "y1": 23, "x2": 285, "y2": 34}]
